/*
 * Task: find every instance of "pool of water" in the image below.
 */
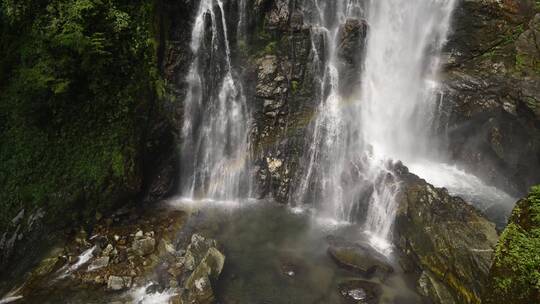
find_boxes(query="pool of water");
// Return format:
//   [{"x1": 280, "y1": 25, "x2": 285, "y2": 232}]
[
  {"x1": 169, "y1": 198, "x2": 421, "y2": 304},
  {"x1": 10, "y1": 199, "x2": 421, "y2": 304}
]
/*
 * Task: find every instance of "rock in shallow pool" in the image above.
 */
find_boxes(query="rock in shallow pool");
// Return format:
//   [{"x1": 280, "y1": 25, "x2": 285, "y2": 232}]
[{"x1": 339, "y1": 280, "x2": 381, "y2": 304}]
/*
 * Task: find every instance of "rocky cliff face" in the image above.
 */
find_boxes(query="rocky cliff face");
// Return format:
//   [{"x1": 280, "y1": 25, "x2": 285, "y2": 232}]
[{"x1": 441, "y1": 0, "x2": 540, "y2": 197}]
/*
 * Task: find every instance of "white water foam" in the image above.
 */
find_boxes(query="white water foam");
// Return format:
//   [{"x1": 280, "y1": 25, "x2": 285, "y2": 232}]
[
  {"x1": 408, "y1": 161, "x2": 516, "y2": 214},
  {"x1": 57, "y1": 245, "x2": 96, "y2": 278},
  {"x1": 130, "y1": 284, "x2": 178, "y2": 304}
]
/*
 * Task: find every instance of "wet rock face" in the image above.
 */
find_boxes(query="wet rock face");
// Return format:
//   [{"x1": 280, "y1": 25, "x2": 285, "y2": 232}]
[
  {"x1": 441, "y1": 1, "x2": 540, "y2": 196},
  {"x1": 266, "y1": 0, "x2": 290, "y2": 30},
  {"x1": 515, "y1": 14, "x2": 540, "y2": 77},
  {"x1": 249, "y1": 2, "x2": 315, "y2": 202},
  {"x1": 417, "y1": 271, "x2": 458, "y2": 304},
  {"x1": 446, "y1": 0, "x2": 536, "y2": 66},
  {"x1": 337, "y1": 18, "x2": 368, "y2": 96},
  {"x1": 442, "y1": 71, "x2": 540, "y2": 198},
  {"x1": 393, "y1": 163, "x2": 498, "y2": 304}
]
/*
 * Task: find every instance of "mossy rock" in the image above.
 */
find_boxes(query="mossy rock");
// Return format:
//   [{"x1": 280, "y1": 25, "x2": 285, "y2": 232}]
[{"x1": 483, "y1": 185, "x2": 540, "y2": 304}]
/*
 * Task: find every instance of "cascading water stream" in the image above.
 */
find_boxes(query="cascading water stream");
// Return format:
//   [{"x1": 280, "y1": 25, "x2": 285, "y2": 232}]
[
  {"x1": 292, "y1": 0, "x2": 367, "y2": 222},
  {"x1": 293, "y1": 0, "x2": 465, "y2": 252},
  {"x1": 180, "y1": 0, "x2": 251, "y2": 201},
  {"x1": 361, "y1": 0, "x2": 457, "y2": 247},
  {"x1": 361, "y1": 0, "x2": 516, "y2": 236},
  {"x1": 360, "y1": 0, "x2": 456, "y2": 163}
]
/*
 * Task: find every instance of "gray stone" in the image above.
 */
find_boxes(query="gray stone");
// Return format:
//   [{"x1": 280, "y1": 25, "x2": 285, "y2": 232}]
[
  {"x1": 132, "y1": 237, "x2": 155, "y2": 256},
  {"x1": 107, "y1": 275, "x2": 132, "y2": 291},
  {"x1": 134, "y1": 230, "x2": 144, "y2": 239},
  {"x1": 181, "y1": 234, "x2": 225, "y2": 304},
  {"x1": 338, "y1": 280, "x2": 381, "y2": 304},
  {"x1": 102, "y1": 244, "x2": 114, "y2": 256},
  {"x1": 88, "y1": 256, "x2": 109, "y2": 271}
]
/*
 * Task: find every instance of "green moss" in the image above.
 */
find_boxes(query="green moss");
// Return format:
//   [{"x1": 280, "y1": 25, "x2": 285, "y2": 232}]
[
  {"x1": 262, "y1": 41, "x2": 277, "y2": 55},
  {"x1": 0, "y1": 0, "x2": 160, "y2": 232},
  {"x1": 484, "y1": 186, "x2": 540, "y2": 303},
  {"x1": 291, "y1": 80, "x2": 299, "y2": 93}
]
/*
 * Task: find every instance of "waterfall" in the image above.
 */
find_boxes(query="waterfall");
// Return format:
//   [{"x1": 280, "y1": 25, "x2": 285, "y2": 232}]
[
  {"x1": 291, "y1": 0, "x2": 367, "y2": 222},
  {"x1": 180, "y1": 0, "x2": 251, "y2": 201},
  {"x1": 293, "y1": 0, "x2": 457, "y2": 251},
  {"x1": 361, "y1": 0, "x2": 457, "y2": 247},
  {"x1": 360, "y1": 0, "x2": 456, "y2": 163}
]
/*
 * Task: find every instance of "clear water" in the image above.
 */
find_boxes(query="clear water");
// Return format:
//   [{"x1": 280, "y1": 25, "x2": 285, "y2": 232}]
[
  {"x1": 15, "y1": 200, "x2": 420, "y2": 303},
  {"x1": 169, "y1": 199, "x2": 421, "y2": 304}
]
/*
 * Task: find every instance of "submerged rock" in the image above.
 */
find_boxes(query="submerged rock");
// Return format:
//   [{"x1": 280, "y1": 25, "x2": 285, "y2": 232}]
[
  {"x1": 338, "y1": 280, "x2": 381, "y2": 304},
  {"x1": 328, "y1": 243, "x2": 393, "y2": 277}
]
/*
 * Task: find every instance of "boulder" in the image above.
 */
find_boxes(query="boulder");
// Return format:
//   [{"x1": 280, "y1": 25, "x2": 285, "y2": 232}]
[
  {"x1": 132, "y1": 237, "x2": 155, "y2": 256},
  {"x1": 328, "y1": 243, "x2": 393, "y2": 277},
  {"x1": 88, "y1": 256, "x2": 109, "y2": 271},
  {"x1": 393, "y1": 163, "x2": 498, "y2": 304},
  {"x1": 181, "y1": 234, "x2": 225, "y2": 304}
]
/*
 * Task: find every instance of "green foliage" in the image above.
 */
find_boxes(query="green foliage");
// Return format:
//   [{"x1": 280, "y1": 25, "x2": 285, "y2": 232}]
[
  {"x1": 291, "y1": 80, "x2": 299, "y2": 93},
  {"x1": 485, "y1": 186, "x2": 540, "y2": 303},
  {"x1": 0, "y1": 0, "x2": 160, "y2": 232}
]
